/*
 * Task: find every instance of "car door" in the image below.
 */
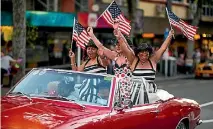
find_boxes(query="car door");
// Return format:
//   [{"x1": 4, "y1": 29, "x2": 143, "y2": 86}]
[{"x1": 109, "y1": 103, "x2": 160, "y2": 129}]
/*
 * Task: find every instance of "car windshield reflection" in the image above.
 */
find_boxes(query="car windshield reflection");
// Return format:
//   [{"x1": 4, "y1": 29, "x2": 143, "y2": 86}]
[{"x1": 9, "y1": 69, "x2": 113, "y2": 107}]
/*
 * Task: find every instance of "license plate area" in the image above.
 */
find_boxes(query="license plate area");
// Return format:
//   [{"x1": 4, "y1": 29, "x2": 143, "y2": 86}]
[{"x1": 203, "y1": 74, "x2": 209, "y2": 77}]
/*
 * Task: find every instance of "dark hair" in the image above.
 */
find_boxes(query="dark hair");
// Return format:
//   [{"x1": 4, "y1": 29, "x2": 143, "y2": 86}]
[
  {"x1": 111, "y1": 34, "x2": 133, "y2": 46},
  {"x1": 86, "y1": 40, "x2": 98, "y2": 49},
  {"x1": 134, "y1": 43, "x2": 153, "y2": 56}
]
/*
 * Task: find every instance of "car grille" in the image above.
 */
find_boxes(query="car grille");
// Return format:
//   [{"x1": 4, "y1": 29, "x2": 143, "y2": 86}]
[{"x1": 203, "y1": 66, "x2": 212, "y2": 70}]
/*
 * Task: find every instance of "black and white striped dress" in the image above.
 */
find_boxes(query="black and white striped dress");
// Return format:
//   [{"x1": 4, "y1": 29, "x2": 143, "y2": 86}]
[
  {"x1": 79, "y1": 57, "x2": 106, "y2": 102},
  {"x1": 132, "y1": 58, "x2": 157, "y2": 93},
  {"x1": 83, "y1": 57, "x2": 106, "y2": 74}
]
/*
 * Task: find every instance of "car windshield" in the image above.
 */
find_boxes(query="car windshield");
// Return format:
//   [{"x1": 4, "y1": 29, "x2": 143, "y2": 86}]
[{"x1": 9, "y1": 69, "x2": 113, "y2": 107}]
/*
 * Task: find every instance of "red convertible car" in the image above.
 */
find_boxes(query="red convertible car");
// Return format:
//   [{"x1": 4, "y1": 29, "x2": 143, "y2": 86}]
[{"x1": 1, "y1": 68, "x2": 202, "y2": 129}]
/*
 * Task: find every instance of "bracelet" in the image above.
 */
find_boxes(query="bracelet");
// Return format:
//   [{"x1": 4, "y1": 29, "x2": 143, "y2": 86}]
[
  {"x1": 71, "y1": 63, "x2": 76, "y2": 66},
  {"x1": 117, "y1": 36, "x2": 122, "y2": 40}
]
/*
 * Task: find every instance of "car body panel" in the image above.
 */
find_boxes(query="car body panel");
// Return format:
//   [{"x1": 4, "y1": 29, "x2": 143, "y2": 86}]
[
  {"x1": 1, "y1": 68, "x2": 201, "y2": 129},
  {"x1": 1, "y1": 96, "x2": 104, "y2": 129}
]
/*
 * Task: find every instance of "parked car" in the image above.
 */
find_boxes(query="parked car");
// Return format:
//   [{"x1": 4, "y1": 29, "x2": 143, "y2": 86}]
[
  {"x1": 195, "y1": 59, "x2": 213, "y2": 78},
  {"x1": 1, "y1": 68, "x2": 202, "y2": 129}
]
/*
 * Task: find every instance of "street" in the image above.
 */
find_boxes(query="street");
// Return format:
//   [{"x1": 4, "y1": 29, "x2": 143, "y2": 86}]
[
  {"x1": 1, "y1": 77, "x2": 213, "y2": 129},
  {"x1": 156, "y1": 78, "x2": 213, "y2": 129}
]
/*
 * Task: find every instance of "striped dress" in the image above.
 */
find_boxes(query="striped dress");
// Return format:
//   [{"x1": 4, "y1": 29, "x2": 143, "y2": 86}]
[
  {"x1": 132, "y1": 58, "x2": 157, "y2": 93},
  {"x1": 130, "y1": 58, "x2": 157, "y2": 104},
  {"x1": 83, "y1": 57, "x2": 106, "y2": 74},
  {"x1": 79, "y1": 57, "x2": 106, "y2": 103}
]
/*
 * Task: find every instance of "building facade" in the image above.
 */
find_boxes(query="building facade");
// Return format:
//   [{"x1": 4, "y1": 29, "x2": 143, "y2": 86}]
[{"x1": 1, "y1": 0, "x2": 213, "y2": 69}]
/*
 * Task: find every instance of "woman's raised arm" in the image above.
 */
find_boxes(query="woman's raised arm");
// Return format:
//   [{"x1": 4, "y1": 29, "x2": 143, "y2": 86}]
[
  {"x1": 113, "y1": 19, "x2": 135, "y2": 64},
  {"x1": 69, "y1": 49, "x2": 85, "y2": 71},
  {"x1": 97, "y1": 48, "x2": 110, "y2": 67},
  {"x1": 151, "y1": 29, "x2": 174, "y2": 63},
  {"x1": 87, "y1": 27, "x2": 117, "y2": 60}
]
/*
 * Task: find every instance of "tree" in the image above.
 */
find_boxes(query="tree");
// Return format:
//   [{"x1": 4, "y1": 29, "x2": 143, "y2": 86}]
[
  {"x1": 187, "y1": 0, "x2": 202, "y2": 58},
  {"x1": 12, "y1": 0, "x2": 26, "y2": 84}
]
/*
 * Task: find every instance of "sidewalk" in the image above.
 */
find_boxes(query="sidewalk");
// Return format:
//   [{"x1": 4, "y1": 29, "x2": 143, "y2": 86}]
[{"x1": 155, "y1": 74, "x2": 194, "y2": 82}]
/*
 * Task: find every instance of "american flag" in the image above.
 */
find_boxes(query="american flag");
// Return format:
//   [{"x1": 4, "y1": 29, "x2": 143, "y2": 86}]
[
  {"x1": 101, "y1": 1, "x2": 131, "y2": 36},
  {"x1": 73, "y1": 19, "x2": 90, "y2": 49},
  {"x1": 167, "y1": 8, "x2": 198, "y2": 41}
]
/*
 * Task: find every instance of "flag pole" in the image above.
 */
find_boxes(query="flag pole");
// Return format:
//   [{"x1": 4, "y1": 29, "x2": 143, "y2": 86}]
[
  {"x1": 71, "y1": 17, "x2": 76, "y2": 50},
  {"x1": 94, "y1": 0, "x2": 115, "y2": 25},
  {"x1": 165, "y1": 7, "x2": 175, "y2": 39}
]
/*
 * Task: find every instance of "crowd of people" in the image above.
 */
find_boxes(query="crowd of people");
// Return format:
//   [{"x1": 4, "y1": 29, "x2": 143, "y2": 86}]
[{"x1": 176, "y1": 48, "x2": 212, "y2": 74}]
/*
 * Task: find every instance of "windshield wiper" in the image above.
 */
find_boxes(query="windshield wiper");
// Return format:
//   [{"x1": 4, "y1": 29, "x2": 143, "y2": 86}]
[
  {"x1": 8, "y1": 92, "x2": 32, "y2": 102},
  {"x1": 44, "y1": 96, "x2": 71, "y2": 101},
  {"x1": 44, "y1": 96, "x2": 85, "y2": 109}
]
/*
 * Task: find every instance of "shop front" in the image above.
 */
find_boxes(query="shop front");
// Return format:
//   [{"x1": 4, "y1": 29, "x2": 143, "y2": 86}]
[{"x1": 1, "y1": 11, "x2": 76, "y2": 69}]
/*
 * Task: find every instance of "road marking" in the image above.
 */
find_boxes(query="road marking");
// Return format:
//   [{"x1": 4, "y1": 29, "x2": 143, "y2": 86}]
[
  {"x1": 202, "y1": 119, "x2": 213, "y2": 123},
  {"x1": 200, "y1": 101, "x2": 213, "y2": 107}
]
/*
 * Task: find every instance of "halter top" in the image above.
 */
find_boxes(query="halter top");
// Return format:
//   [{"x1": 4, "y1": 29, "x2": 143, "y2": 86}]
[
  {"x1": 132, "y1": 58, "x2": 157, "y2": 93},
  {"x1": 132, "y1": 58, "x2": 156, "y2": 82},
  {"x1": 83, "y1": 57, "x2": 106, "y2": 74},
  {"x1": 113, "y1": 55, "x2": 133, "y2": 108}
]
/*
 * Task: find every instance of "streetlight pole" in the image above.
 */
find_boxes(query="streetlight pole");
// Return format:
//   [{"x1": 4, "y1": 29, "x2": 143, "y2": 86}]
[{"x1": 54, "y1": 0, "x2": 58, "y2": 11}]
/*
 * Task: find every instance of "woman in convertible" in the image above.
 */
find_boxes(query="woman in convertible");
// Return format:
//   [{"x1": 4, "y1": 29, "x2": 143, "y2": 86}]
[
  {"x1": 69, "y1": 40, "x2": 109, "y2": 74},
  {"x1": 69, "y1": 41, "x2": 110, "y2": 103},
  {"x1": 113, "y1": 19, "x2": 174, "y2": 103},
  {"x1": 87, "y1": 26, "x2": 135, "y2": 108}
]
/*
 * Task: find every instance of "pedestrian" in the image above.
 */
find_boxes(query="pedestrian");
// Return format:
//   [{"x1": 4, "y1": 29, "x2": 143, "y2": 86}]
[
  {"x1": 177, "y1": 54, "x2": 185, "y2": 74},
  {"x1": 1, "y1": 49, "x2": 21, "y2": 87}
]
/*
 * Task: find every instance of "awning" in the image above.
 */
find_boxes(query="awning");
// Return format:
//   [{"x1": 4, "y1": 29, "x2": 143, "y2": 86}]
[
  {"x1": 1, "y1": 11, "x2": 13, "y2": 26},
  {"x1": 26, "y1": 11, "x2": 76, "y2": 27},
  {"x1": 1, "y1": 11, "x2": 76, "y2": 27},
  {"x1": 77, "y1": 12, "x2": 111, "y2": 28}
]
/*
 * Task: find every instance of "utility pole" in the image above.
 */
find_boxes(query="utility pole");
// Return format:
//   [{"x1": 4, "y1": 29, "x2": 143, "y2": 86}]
[
  {"x1": 187, "y1": 0, "x2": 202, "y2": 58},
  {"x1": 12, "y1": 0, "x2": 26, "y2": 84},
  {"x1": 127, "y1": 0, "x2": 136, "y2": 38},
  {"x1": 54, "y1": 0, "x2": 58, "y2": 11}
]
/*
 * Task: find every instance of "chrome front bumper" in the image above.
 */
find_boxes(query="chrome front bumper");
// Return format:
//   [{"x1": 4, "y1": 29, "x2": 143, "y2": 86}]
[{"x1": 197, "y1": 119, "x2": 202, "y2": 125}]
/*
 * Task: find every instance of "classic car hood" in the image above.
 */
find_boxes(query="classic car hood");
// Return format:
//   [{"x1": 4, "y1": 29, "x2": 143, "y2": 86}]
[{"x1": 1, "y1": 96, "x2": 100, "y2": 129}]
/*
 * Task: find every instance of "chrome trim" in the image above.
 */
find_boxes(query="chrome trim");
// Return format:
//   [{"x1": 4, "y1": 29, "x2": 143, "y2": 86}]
[
  {"x1": 31, "y1": 68, "x2": 115, "y2": 78},
  {"x1": 197, "y1": 119, "x2": 202, "y2": 125}
]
